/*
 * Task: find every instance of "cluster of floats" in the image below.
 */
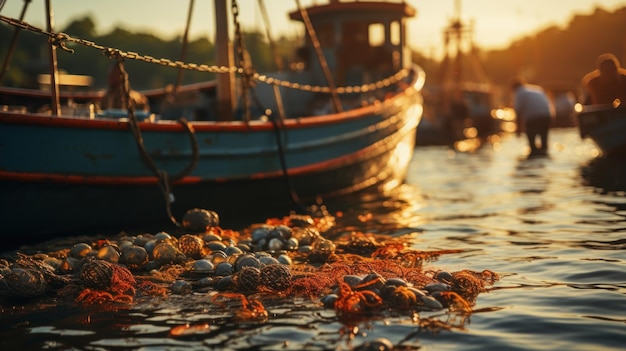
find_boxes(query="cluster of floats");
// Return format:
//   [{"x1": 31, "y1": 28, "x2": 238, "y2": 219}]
[{"x1": 0, "y1": 208, "x2": 499, "y2": 336}]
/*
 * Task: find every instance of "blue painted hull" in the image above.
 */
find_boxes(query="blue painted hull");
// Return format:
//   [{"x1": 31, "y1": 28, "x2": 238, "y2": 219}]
[{"x1": 0, "y1": 72, "x2": 424, "y2": 240}]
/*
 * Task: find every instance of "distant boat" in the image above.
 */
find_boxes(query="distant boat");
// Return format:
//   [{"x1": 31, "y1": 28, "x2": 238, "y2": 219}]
[
  {"x1": 0, "y1": 0, "x2": 425, "y2": 239},
  {"x1": 541, "y1": 82, "x2": 577, "y2": 128},
  {"x1": 416, "y1": 0, "x2": 496, "y2": 150},
  {"x1": 576, "y1": 103, "x2": 626, "y2": 157}
]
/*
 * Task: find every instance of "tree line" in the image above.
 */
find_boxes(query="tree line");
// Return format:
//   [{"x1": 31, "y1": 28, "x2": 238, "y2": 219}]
[
  {"x1": 0, "y1": 15, "x2": 287, "y2": 90},
  {"x1": 1, "y1": 5, "x2": 625, "y2": 98},
  {"x1": 411, "y1": 6, "x2": 626, "y2": 105}
]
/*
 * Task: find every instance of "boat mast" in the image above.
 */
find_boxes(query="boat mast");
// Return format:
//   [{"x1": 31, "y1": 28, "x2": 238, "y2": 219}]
[
  {"x1": 441, "y1": 0, "x2": 488, "y2": 89},
  {"x1": 215, "y1": 0, "x2": 235, "y2": 120},
  {"x1": 45, "y1": 0, "x2": 61, "y2": 115},
  {"x1": 451, "y1": 0, "x2": 463, "y2": 90}
]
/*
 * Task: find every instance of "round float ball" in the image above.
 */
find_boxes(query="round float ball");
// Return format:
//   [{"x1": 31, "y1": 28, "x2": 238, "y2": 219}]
[{"x1": 182, "y1": 208, "x2": 220, "y2": 233}]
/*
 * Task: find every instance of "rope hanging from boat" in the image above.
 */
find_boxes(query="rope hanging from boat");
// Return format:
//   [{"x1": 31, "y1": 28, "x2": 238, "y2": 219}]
[
  {"x1": 230, "y1": 0, "x2": 301, "y2": 211},
  {"x1": 227, "y1": 0, "x2": 303, "y2": 212},
  {"x1": 106, "y1": 53, "x2": 199, "y2": 228},
  {"x1": 0, "y1": 14, "x2": 410, "y2": 96},
  {"x1": 249, "y1": 89, "x2": 306, "y2": 213},
  {"x1": 294, "y1": 0, "x2": 343, "y2": 113}
]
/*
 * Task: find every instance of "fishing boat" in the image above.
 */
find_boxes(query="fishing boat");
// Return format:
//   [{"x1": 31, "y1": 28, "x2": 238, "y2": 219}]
[
  {"x1": 575, "y1": 103, "x2": 626, "y2": 157},
  {"x1": 0, "y1": 0, "x2": 425, "y2": 239},
  {"x1": 416, "y1": 0, "x2": 495, "y2": 150}
]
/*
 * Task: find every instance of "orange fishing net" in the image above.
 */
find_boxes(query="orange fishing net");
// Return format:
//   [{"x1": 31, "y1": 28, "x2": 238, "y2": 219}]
[{"x1": 2, "y1": 210, "x2": 499, "y2": 332}]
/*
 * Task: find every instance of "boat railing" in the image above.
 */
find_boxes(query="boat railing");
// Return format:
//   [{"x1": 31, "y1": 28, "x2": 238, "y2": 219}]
[
  {"x1": 575, "y1": 102, "x2": 625, "y2": 138},
  {"x1": 575, "y1": 101, "x2": 623, "y2": 114}
]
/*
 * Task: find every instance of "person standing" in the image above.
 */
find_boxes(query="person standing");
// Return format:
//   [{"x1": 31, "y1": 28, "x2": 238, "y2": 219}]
[
  {"x1": 510, "y1": 77, "x2": 554, "y2": 156},
  {"x1": 581, "y1": 53, "x2": 626, "y2": 106}
]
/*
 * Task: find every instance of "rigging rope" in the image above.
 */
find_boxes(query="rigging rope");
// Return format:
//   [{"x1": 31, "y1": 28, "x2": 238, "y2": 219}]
[
  {"x1": 250, "y1": 92, "x2": 306, "y2": 213},
  {"x1": 257, "y1": 0, "x2": 284, "y2": 71},
  {"x1": 107, "y1": 53, "x2": 199, "y2": 228},
  {"x1": 0, "y1": 0, "x2": 31, "y2": 82},
  {"x1": 0, "y1": 14, "x2": 409, "y2": 95},
  {"x1": 294, "y1": 0, "x2": 342, "y2": 113}
]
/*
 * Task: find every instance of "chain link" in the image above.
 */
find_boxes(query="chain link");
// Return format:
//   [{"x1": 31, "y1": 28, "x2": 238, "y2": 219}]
[
  {"x1": 231, "y1": 0, "x2": 251, "y2": 121},
  {"x1": 0, "y1": 14, "x2": 410, "y2": 94}
]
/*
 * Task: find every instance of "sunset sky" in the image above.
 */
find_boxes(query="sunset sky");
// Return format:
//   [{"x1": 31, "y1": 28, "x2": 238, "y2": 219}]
[{"x1": 2, "y1": 0, "x2": 625, "y2": 58}]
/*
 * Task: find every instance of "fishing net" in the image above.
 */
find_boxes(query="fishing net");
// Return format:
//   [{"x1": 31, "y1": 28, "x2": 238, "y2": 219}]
[{"x1": 0, "y1": 209, "x2": 498, "y2": 331}]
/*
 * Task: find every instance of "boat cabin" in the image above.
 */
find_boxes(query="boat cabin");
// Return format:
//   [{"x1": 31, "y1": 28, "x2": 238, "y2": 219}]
[
  {"x1": 158, "y1": 1, "x2": 417, "y2": 121},
  {"x1": 289, "y1": 0, "x2": 415, "y2": 87},
  {"x1": 241, "y1": 0, "x2": 416, "y2": 119}
]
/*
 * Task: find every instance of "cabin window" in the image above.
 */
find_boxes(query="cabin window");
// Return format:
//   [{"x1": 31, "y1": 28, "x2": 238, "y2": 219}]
[
  {"x1": 390, "y1": 21, "x2": 400, "y2": 46},
  {"x1": 368, "y1": 23, "x2": 385, "y2": 47}
]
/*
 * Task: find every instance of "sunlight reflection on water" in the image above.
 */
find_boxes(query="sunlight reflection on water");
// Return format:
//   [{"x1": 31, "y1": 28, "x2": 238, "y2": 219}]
[{"x1": 1, "y1": 129, "x2": 624, "y2": 350}]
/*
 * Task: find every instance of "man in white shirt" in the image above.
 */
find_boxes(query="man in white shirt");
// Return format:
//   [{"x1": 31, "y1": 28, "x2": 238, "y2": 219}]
[{"x1": 511, "y1": 77, "x2": 555, "y2": 156}]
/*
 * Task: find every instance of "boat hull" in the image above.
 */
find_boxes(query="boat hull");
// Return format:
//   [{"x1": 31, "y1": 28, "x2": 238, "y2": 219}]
[
  {"x1": 576, "y1": 105, "x2": 626, "y2": 157},
  {"x1": 0, "y1": 78, "x2": 423, "y2": 241},
  {"x1": 1, "y1": 126, "x2": 415, "y2": 237}
]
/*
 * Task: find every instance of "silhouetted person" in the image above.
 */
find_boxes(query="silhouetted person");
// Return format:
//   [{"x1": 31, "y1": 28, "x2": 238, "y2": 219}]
[
  {"x1": 581, "y1": 53, "x2": 626, "y2": 105},
  {"x1": 100, "y1": 63, "x2": 150, "y2": 112},
  {"x1": 511, "y1": 77, "x2": 554, "y2": 156}
]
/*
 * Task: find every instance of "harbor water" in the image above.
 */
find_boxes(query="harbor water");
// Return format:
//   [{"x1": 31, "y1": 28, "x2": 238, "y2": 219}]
[{"x1": 1, "y1": 128, "x2": 625, "y2": 350}]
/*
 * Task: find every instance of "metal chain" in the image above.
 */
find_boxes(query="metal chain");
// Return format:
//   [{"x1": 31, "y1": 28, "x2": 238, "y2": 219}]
[
  {"x1": 0, "y1": 14, "x2": 410, "y2": 94},
  {"x1": 254, "y1": 69, "x2": 410, "y2": 94},
  {"x1": 231, "y1": 0, "x2": 251, "y2": 121}
]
